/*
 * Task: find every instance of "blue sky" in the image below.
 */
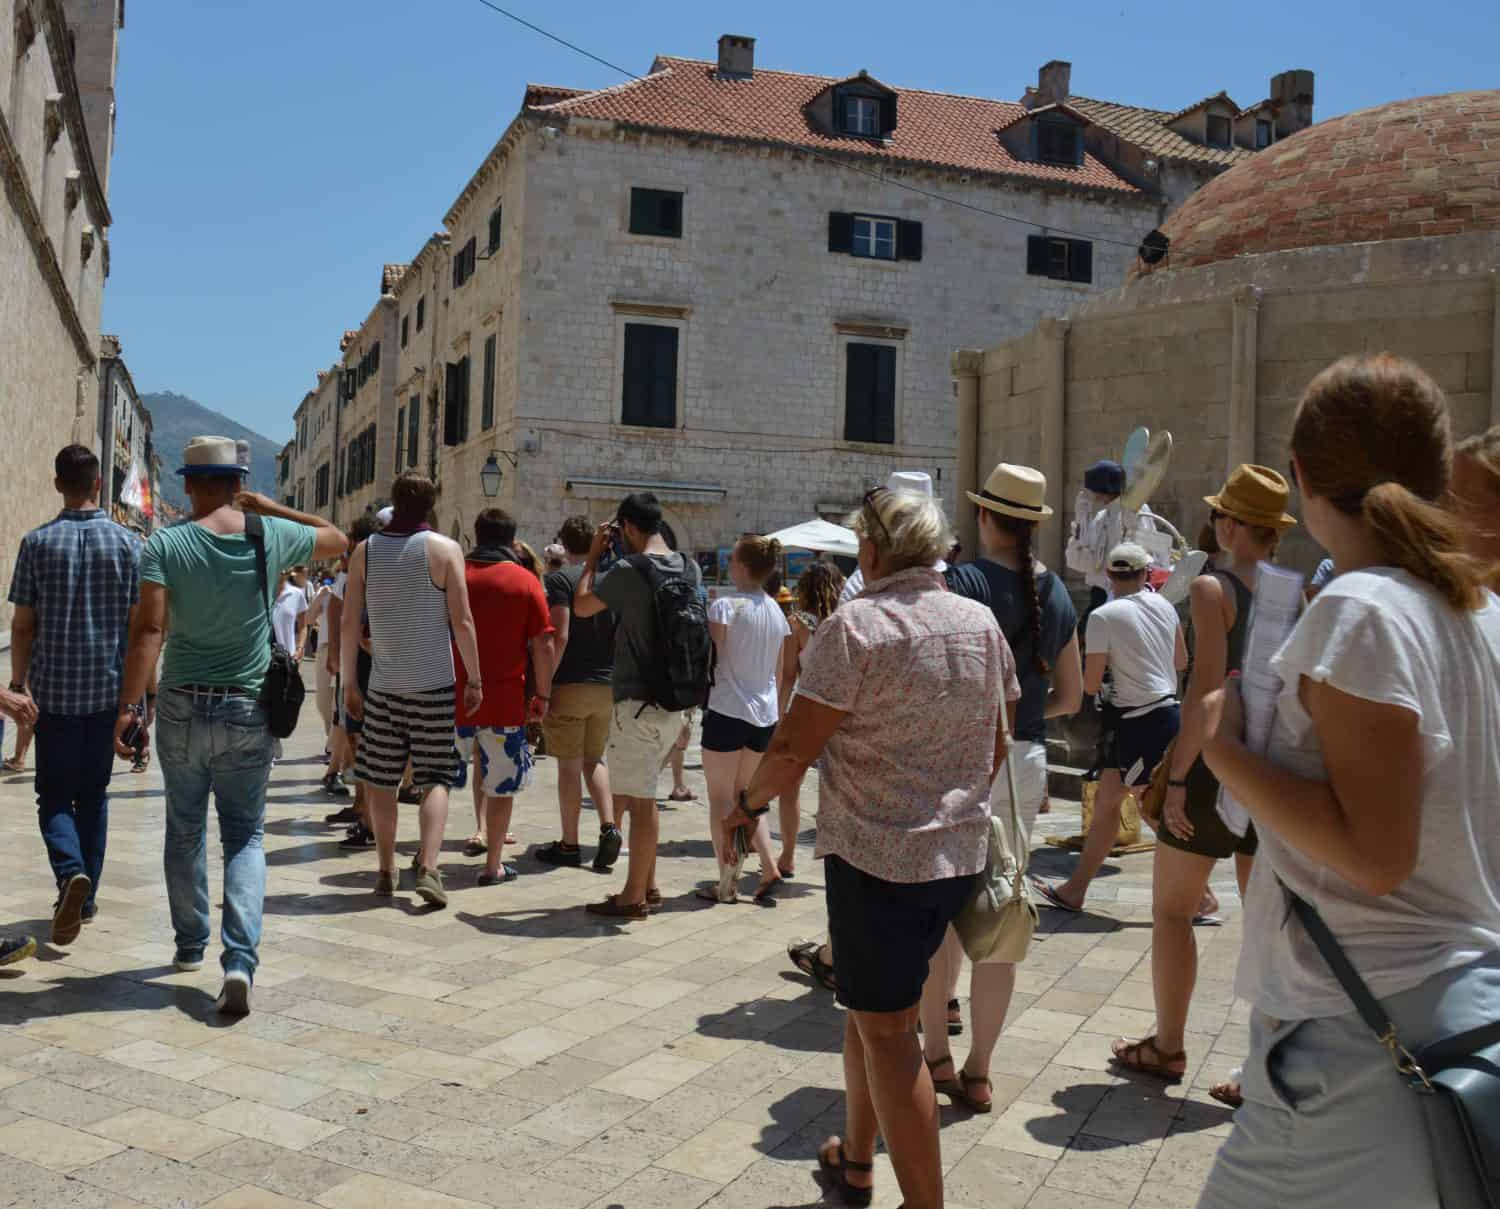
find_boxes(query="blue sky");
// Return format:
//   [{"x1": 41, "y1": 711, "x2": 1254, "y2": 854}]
[{"x1": 103, "y1": 0, "x2": 1498, "y2": 441}]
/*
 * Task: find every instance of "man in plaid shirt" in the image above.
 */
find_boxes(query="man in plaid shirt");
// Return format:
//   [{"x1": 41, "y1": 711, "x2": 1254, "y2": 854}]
[{"x1": 8, "y1": 445, "x2": 143, "y2": 946}]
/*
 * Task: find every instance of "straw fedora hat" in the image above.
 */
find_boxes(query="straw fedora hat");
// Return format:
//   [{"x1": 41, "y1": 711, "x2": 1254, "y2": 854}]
[
  {"x1": 966, "y1": 463, "x2": 1054, "y2": 521},
  {"x1": 176, "y1": 436, "x2": 247, "y2": 477},
  {"x1": 1204, "y1": 464, "x2": 1298, "y2": 530}
]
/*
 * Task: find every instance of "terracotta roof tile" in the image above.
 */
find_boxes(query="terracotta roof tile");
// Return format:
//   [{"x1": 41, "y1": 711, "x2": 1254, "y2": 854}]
[
  {"x1": 1066, "y1": 94, "x2": 1254, "y2": 166},
  {"x1": 530, "y1": 57, "x2": 1142, "y2": 195}
]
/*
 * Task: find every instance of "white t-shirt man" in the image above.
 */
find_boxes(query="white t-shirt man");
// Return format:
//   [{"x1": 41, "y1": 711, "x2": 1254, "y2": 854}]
[
  {"x1": 707, "y1": 591, "x2": 791, "y2": 727},
  {"x1": 272, "y1": 582, "x2": 309, "y2": 654},
  {"x1": 1085, "y1": 589, "x2": 1180, "y2": 711},
  {"x1": 317, "y1": 572, "x2": 345, "y2": 646}
]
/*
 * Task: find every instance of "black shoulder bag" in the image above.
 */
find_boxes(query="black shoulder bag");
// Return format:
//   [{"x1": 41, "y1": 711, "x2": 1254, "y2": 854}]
[
  {"x1": 1287, "y1": 887, "x2": 1500, "y2": 1208},
  {"x1": 245, "y1": 514, "x2": 306, "y2": 739}
]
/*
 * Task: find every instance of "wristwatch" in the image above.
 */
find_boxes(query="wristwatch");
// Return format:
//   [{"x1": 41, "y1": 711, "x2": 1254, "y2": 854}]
[
  {"x1": 737, "y1": 790, "x2": 769, "y2": 820},
  {"x1": 7, "y1": 682, "x2": 22, "y2": 693},
  {"x1": 1167, "y1": 778, "x2": 1189, "y2": 789}
]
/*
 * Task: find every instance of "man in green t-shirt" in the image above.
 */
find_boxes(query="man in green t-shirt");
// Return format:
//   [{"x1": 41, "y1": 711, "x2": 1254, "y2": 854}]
[{"x1": 117, "y1": 436, "x2": 346, "y2": 1015}]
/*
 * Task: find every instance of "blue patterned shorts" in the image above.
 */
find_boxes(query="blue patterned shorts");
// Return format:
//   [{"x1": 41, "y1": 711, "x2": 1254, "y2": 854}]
[{"x1": 455, "y1": 725, "x2": 533, "y2": 797}]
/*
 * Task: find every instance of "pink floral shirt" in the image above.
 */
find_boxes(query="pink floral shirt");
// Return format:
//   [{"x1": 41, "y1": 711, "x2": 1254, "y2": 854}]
[{"x1": 797, "y1": 566, "x2": 1021, "y2": 884}]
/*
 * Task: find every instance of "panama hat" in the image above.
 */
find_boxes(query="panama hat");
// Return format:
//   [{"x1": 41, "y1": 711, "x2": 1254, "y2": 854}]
[
  {"x1": 176, "y1": 436, "x2": 247, "y2": 477},
  {"x1": 1204, "y1": 464, "x2": 1298, "y2": 530},
  {"x1": 966, "y1": 463, "x2": 1054, "y2": 521}
]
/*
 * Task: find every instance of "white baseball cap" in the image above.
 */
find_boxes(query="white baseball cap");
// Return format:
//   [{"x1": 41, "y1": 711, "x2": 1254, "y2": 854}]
[
  {"x1": 375, "y1": 506, "x2": 394, "y2": 527},
  {"x1": 1107, "y1": 542, "x2": 1152, "y2": 573}
]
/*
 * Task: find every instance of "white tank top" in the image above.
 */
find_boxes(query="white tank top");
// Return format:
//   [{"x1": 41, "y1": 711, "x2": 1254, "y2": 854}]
[{"x1": 364, "y1": 531, "x2": 454, "y2": 694}]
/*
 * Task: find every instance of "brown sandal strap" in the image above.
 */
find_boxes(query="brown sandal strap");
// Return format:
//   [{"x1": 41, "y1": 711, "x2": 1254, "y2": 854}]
[
  {"x1": 821, "y1": 1140, "x2": 874, "y2": 1174},
  {"x1": 1115, "y1": 1034, "x2": 1186, "y2": 1068},
  {"x1": 837, "y1": 1144, "x2": 874, "y2": 1174},
  {"x1": 961, "y1": 1071, "x2": 994, "y2": 1092}
]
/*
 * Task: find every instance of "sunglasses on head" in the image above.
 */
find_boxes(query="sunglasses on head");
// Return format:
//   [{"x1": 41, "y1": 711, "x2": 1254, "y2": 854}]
[{"x1": 862, "y1": 487, "x2": 891, "y2": 546}]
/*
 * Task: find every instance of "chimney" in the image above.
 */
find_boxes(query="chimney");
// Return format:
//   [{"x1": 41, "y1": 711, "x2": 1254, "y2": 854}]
[
  {"x1": 1037, "y1": 60, "x2": 1071, "y2": 108},
  {"x1": 1270, "y1": 69, "x2": 1315, "y2": 136},
  {"x1": 716, "y1": 34, "x2": 755, "y2": 79}
]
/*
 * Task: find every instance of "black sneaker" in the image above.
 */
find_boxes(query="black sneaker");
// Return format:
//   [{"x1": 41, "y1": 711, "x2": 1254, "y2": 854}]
[
  {"x1": 324, "y1": 805, "x2": 360, "y2": 824},
  {"x1": 339, "y1": 823, "x2": 375, "y2": 850},
  {"x1": 321, "y1": 773, "x2": 351, "y2": 799},
  {"x1": 536, "y1": 841, "x2": 583, "y2": 868},
  {"x1": 593, "y1": 827, "x2": 622, "y2": 872}
]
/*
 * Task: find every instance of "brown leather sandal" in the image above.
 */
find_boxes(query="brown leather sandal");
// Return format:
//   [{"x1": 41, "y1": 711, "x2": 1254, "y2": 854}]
[
  {"x1": 1110, "y1": 1034, "x2": 1187, "y2": 1083},
  {"x1": 958, "y1": 1070, "x2": 994, "y2": 1114},
  {"x1": 927, "y1": 1056, "x2": 966, "y2": 1101}
]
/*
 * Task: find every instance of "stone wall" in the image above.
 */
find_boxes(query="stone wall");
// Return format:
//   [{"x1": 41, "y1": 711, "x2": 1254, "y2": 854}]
[
  {"x1": 963, "y1": 230, "x2": 1500, "y2": 579},
  {"x1": 0, "y1": 0, "x2": 112, "y2": 634}
]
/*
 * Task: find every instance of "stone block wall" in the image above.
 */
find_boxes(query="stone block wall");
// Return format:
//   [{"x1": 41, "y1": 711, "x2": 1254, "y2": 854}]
[{"x1": 968, "y1": 230, "x2": 1500, "y2": 580}]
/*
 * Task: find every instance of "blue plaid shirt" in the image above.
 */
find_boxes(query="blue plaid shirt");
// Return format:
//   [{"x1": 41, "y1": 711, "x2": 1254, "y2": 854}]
[{"x1": 8, "y1": 509, "x2": 141, "y2": 715}]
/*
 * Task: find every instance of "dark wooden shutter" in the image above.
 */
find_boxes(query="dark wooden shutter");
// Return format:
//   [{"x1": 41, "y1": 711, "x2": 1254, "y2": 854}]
[
  {"x1": 629, "y1": 189, "x2": 653, "y2": 235},
  {"x1": 649, "y1": 326, "x2": 678, "y2": 426},
  {"x1": 488, "y1": 206, "x2": 502, "y2": 254},
  {"x1": 1069, "y1": 240, "x2": 1093, "y2": 284},
  {"x1": 879, "y1": 93, "x2": 898, "y2": 136},
  {"x1": 458, "y1": 357, "x2": 470, "y2": 441},
  {"x1": 481, "y1": 335, "x2": 496, "y2": 431},
  {"x1": 444, "y1": 362, "x2": 462, "y2": 445},
  {"x1": 407, "y1": 398, "x2": 420, "y2": 466},
  {"x1": 844, "y1": 344, "x2": 874, "y2": 442},
  {"x1": 416, "y1": 297, "x2": 425, "y2": 331},
  {"x1": 622, "y1": 325, "x2": 649, "y2": 425},
  {"x1": 872, "y1": 347, "x2": 896, "y2": 443},
  {"x1": 658, "y1": 193, "x2": 682, "y2": 237},
  {"x1": 395, "y1": 407, "x2": 405, "y2": 468},
  {"x1": 897, "y1": 220, "x2": 923, "y2": 261},
  {"x1": 1026, "y1": 235, "x2": 1049, "y2": 276},
  {"x1": 828, "y1": 211, "x2": 854, "y2": 254}
]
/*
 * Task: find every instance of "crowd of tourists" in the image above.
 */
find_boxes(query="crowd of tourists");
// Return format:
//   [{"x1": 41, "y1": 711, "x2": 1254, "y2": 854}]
[{"x1": 2, "y1": 352, "x2": 1499, "y2": 1209}]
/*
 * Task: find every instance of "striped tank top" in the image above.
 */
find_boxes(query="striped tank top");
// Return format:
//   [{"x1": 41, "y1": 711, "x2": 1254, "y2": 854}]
[{"x1": 365, "y1": 531, "x2": 455, "y2": 694}]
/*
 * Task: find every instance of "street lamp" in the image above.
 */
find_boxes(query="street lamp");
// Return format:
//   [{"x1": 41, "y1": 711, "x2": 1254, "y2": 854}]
[{"x1": 479, "y1": 450, "x2": 518, "y2": 498}]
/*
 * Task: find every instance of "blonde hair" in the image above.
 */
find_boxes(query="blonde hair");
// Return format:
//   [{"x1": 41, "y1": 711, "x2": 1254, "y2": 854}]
[
  {"x1": 848, "y1": 489, "x2": 953, "y2": 571},
  {"x1": 1457, "y1": 427, "x2": 1500, "y2": 489},
  {"x1": 1293, "y1": 354, "x2": 1484, "y2": 611},
  {"x1": 734, "y1": 534, "x2": 783, "y2": 585},
  {"x1": 512, "y1": 540, "x2": 543, "y2": 579}
]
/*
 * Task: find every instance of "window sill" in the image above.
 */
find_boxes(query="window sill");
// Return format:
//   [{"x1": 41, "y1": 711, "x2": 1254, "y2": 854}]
[
  {"x1": 624, "y1": 232, "x2": 684, "y2": 243},
  {"x1": 610, "y1": 422, "x2": 683, "y2": 439},
  {"x1": 836, "y1": 438, "x2": 899, "y2": 452}
]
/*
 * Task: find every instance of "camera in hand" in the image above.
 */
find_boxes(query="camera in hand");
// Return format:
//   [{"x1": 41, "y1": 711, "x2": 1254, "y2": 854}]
[{"x1": 121, "y1": 718, "x2": 145, "y2": 754}]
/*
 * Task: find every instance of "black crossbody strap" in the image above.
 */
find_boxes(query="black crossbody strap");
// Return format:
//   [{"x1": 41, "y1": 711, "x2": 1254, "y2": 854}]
[
  {"x1": 244, "y1": 514, "x2": 275, "y2": 649},
  {"x1": 1282, "y1": 881, "x2": 1395, "y2": 1039}
]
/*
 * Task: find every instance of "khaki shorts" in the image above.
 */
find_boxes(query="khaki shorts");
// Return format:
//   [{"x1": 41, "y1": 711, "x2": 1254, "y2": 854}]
[
  {"x1": 541, "y1": 682, "x2": 614, "y2": 762},
  {"x1": 608, "y1": 699, "x2": 685, "y2": 800}
]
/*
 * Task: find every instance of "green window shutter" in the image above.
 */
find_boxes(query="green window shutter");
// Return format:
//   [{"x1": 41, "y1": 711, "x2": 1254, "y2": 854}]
[
  {"x1": 828, "y1": 212, "x2": 854, "y2": 253},
  {"x1": 844, "y1": 344, "x2": 874, "y2": 442},
  {"x1": 481, "y1": 335, "x2": 497, "y2": 431},
  {"x1": 897, "y1": 220, "x2": 923, "y2": 261},
  {"x1": 1069, "y1": 240, "x2": 1093, "y2": 284}
]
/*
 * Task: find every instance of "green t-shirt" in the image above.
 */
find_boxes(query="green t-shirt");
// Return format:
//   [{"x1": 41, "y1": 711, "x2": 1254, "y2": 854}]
[{"x1": 141, "y1": 516, "x2": 316, "y2": 691}]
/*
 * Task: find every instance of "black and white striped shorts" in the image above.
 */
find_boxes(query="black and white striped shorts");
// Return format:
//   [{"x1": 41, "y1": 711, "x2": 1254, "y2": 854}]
[{"x1": 354, "y1": 685, "x2": 459, "y2": 791}]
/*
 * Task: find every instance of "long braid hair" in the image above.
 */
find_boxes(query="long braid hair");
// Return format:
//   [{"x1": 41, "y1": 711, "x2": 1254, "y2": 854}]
[{"x1": 994, "y1": 511, "x2": 1050, "y2": 676}]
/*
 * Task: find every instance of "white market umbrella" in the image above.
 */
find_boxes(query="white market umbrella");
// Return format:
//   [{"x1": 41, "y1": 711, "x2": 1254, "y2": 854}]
[{"x1": 765, "y1": 519, "x2": 860, "y2": 558}]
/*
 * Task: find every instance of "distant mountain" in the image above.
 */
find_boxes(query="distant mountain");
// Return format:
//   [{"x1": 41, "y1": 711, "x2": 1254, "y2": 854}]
[{"x1": 141, "y1": 392, "x2": 283, "y2": 509}]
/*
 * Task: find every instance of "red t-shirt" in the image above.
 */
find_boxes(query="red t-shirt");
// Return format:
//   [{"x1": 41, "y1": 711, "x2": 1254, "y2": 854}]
[{"x1": 455, "y1": 560, "x2": 552, "y2": 728}]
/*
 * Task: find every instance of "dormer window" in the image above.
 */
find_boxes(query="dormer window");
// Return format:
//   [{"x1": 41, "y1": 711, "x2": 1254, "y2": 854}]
[
  {"x1": 845, "y1": 96, "x2": 879, "y2": 136},
  {"x1": 1037, "y1": 120, "x2": 1080, "y2": 165},
  {"x1": 1255, "y1": 118, "x2": 1274, "y2": 148},
  {"x1": 1206, "y1": 113, "x2": 1233, "y2": 148}
]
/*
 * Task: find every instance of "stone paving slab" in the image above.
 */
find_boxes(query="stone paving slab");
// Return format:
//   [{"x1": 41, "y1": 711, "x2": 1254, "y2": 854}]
[{"x1": 0, "y1": 682, "x2": 1247, "y2": 1208}]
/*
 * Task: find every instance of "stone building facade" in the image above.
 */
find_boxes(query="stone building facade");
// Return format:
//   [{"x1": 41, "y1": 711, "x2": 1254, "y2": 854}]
[
  {"x1": 289, "y1": 364, "x2": 341, "y2": 517},
  {"x1": 955, "y1": 90, "x2": 1500, "y2": 576},
  {"x1": 288, "y1": 38, "x2": 1309, "y2": 567},
  {"x1": 98, "y1": 334, "x2": 158, "y2": 531},
  {"x1": 1, "y1": 0, "x2": 118, "y2": 630}
]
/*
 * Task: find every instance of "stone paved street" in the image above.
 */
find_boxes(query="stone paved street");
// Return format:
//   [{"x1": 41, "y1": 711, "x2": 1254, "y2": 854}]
[{"x1": 0, "y1": 694, "x2": 1248, "y2": 1209}]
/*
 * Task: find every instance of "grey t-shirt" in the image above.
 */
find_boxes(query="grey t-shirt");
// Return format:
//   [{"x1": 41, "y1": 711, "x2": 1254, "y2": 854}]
[{"x1": 596, "y1": 551, "x2": 703, "y2": 704}]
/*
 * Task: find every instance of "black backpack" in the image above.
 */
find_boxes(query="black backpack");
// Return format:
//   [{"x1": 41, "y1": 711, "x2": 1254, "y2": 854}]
[
  {"x1": 245, "y1": 514, "x2": 307, "y2": 739},
  {"x1": 626, "y1": 553, "x2": 712, "y2": 713}
]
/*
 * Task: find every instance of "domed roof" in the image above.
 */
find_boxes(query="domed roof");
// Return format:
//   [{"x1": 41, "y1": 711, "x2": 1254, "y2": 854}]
[{"x1": 1154, "y1": 90, "x2": 1500, "y2": 271}]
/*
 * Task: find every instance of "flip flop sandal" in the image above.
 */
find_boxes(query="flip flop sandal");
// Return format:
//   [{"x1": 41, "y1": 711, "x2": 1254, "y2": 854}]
[
  {"x1": 1110, "y1": 1034, "x2": 1187, "y2": 1084},
  {"x1": 753, "y1": 877, "x2": 784, "y2": 906},
  {"x1": 1209, "y1": 1081, "x2": 1245, "y2": 1108},
  {"x1": 947, "y1": 997, "x2": 964, "y2": 1036},
  {"x1": 1192, "y1": 913, "x2": 1223, "y2": 926},
  {"x1": 2, "y1": 759, "x2": 24, "y2": 773},
  {"x1": 817, "y1": 1139, "x2": 874, "y2": 1208},
  {"x1": 668, "y1": 788, "x2": 695, "y2": 802},
  {"x1": 777, "y1": 864, "x2": 795, "y2": 879},
  {"x1": 584, "y1": 894, "x2": 649, "y2": 920},
  {"x1": 1031, "y1": 878, "x2": 1083, "y2": 913},
  {"x1": 464, "y1": 838, "x2": 488, "y2": 857}
]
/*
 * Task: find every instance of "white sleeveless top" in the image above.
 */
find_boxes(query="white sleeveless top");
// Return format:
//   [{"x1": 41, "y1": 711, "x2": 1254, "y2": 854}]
[{"x1": 365, "y1": 531, "x2": 454, "y2": 694}]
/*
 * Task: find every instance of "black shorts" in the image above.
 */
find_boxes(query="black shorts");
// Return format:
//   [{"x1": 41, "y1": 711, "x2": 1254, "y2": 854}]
[
  {"x1": 1157, "y1": 755, "x2": 1260, "y2": 859},
  {"x1": 338, "y1": 650, "x2": 374, "y2": 735},
  {"x1": 700, "y1": 709, "x2": 776, "y2": 754},
  {"x1": 824, "y1": 854, "x2": 978, "y2": 1013},
  {"x1": 1100, "y1": 702, "x2": 1180, "y2": 786}
]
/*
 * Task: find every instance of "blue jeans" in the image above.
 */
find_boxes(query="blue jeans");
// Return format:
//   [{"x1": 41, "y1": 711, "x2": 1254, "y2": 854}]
[
  {"x1": 35, "y1": 709, "x2": 117, "y2": 908},
  {"x1": 156, "y1": 689, "x2": 272, "y2": 977}
]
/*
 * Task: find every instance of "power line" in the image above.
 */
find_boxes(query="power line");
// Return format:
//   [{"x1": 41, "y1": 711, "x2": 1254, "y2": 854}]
[{"x1": 468, "y1": 0, "x2": 1152, "y2": 252}]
